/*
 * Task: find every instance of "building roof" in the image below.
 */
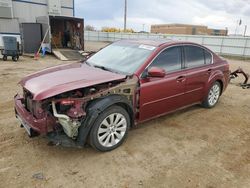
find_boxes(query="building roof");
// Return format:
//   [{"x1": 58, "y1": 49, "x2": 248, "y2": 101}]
[
  {"x1": 117, "y1": 39, "x2": 174, "y2": 47},
  {"x1": 151, "y1": 23, "x2": 207, "y2": 28}
]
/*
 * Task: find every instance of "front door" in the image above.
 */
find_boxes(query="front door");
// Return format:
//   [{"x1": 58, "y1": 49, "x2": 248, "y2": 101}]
[{"x1": 139, "y1": 46, "x2": 186, "y2": 122}]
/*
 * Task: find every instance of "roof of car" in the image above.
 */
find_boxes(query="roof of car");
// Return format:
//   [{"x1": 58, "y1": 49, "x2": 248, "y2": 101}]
[{"x1": 117, "y1": 39, "x2": 181, "y2": 47}]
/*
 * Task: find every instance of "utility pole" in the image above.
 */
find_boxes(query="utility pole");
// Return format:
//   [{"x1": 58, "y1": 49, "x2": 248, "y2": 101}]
[
  {"x1": 234, "y1": 19, "x2": 242, "y2": 35},
  {"x1": 244, "y1": 25, "x2": 247, "y2": 37},
  {"x1": 124, "y1": 0, "x2": 127, "y2": 31}
]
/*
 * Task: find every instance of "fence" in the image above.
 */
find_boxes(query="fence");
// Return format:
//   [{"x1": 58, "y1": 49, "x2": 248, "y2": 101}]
[{"x1": 84, "y1": 31, "x2": 250, "y2": 57}]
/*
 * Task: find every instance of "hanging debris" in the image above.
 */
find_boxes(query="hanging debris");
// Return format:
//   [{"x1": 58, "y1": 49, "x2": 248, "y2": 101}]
[{"x1": 230, "y1": 67, "x2": 250, "y2": 89}]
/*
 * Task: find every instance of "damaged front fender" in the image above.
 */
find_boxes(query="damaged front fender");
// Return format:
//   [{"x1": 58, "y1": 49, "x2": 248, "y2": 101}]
[
  {"x1": 48, "y1": 76, "x2": 138, "y2": 147},
  {"x1": 77, "y1": 94, "x2": 134, "y2": 146}
]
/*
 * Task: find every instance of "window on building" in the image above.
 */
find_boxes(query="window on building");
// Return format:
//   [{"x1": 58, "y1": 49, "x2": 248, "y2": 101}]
[{"x1": 0, "y1": 0, "x2": 13, "y2": 18}]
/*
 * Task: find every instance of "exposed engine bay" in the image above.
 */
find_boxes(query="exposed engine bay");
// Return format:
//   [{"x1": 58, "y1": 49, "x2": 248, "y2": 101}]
[{"x1": 23, "y1": 76, "x2": 138, "y2": 140}]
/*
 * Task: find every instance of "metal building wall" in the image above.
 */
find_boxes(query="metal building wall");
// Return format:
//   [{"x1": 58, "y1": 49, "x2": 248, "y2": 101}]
[
  {"x1": 61, "y1": 8, "x2": 74, "y2": 17},
  {"x1": 12, "y1": 0, "x2": 74, "y2": 23},
  {"x1": 12, "y1": 1, "x2": 47, "y2": 23},
  {"x1": 0, "y1": 0, "x2": 74, "y2": 49},
  {"x1": 0, "y1": 0, "x2": 13, "y2": 18},
  {"x1": 61, "y1": 0, "x2": 74, "y2": 9},
  {"x1": 0, "y1": 18, "x2": 19, "y2": 33}
]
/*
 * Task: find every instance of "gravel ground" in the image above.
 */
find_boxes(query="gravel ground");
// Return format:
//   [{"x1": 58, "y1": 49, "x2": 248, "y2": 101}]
[{"x1": 0, "y1": 43, "x2": 250, "y2": 188}]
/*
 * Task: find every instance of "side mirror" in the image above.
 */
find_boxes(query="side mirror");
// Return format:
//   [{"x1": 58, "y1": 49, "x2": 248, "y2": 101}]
[{"x1": 148, "y1": 67, "x2": 166, "y2": 78}]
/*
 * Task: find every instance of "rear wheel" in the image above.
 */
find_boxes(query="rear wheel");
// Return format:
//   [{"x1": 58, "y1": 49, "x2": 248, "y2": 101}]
[
  {"x1": 89, "y1": 105, "x2": 130, "y2": 152},
  {"x1": 12, "y1": 56, "x2": 18, "y2": 62},
  {"x1": 3, "y1": 55, "x2": 7, "y2": 61},
  {"x1": 202, "y1": 81, "x2": 221, "y2": 108}
]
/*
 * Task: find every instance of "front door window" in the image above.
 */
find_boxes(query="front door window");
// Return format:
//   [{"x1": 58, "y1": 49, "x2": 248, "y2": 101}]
[{"x1": 148, "y1": 46, "x2": 182, "y2": 72}]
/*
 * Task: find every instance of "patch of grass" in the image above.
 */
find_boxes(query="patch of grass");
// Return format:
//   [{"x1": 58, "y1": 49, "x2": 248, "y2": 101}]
[{"x1": 220, "y1": 55, "x2": 250, "y2": 61}]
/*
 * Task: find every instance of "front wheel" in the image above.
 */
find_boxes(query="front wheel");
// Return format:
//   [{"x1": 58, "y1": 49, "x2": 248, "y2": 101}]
[
  {"x1": 89, "y1": 105, "x2": 130, "y2": 152},
  {"x1": 202, "y1": 81, "x2": 221, "y2": 108}
]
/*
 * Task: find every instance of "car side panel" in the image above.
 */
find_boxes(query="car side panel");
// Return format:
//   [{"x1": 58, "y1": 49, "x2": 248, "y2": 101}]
[
  {"x1": 182, "y1": 64, "x2": 214, "y2": 105},
  {"x1": 138, "y1": 71, "x2": 186, "y2": 122},
  {"x1": 203, "y1": 64, "x2": 229, "y2": 100}
]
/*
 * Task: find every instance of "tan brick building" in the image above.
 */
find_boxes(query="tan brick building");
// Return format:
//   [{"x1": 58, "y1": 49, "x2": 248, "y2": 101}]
[{"x1": 151, "y1": 24, "x2": 228, "y2": 36}]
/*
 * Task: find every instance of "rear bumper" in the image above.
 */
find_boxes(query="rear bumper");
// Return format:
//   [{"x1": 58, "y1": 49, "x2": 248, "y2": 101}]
[{"x1": 14, "y1": 94, "x2": 48, "y2": 136}]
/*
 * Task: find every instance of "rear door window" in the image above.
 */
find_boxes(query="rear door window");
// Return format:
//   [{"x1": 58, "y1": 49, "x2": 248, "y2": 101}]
[{"x1": 184, "y1": 46, "x2": 205, "y2": 68}]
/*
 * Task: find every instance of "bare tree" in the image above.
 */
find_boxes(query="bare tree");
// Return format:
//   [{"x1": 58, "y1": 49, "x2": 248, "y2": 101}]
[{"x1": 85, "y1": 25, "x2": 95, "y2": 31}]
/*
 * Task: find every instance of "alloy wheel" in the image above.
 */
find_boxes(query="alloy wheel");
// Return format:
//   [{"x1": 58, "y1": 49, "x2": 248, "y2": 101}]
[
  {"x1": 97, "y1": 113, "x2": 127, "y2": 147},
  {"x1": 208, "y1": 83, "x2": 221, "y2": 106}
]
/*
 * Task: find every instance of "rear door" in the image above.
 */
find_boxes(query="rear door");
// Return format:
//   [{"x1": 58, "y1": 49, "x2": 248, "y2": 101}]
[
  {"x1": 183, "y1": 45, "x2": 213, "y2": 105},
  {"x1": 139, "y1": 46, "x2": 187, "y2": 122}
]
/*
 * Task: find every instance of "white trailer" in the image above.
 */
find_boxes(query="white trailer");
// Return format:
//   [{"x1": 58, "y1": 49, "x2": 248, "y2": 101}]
[{"x1": 36, "y1": 15, "x2": 84, "y2": 52}]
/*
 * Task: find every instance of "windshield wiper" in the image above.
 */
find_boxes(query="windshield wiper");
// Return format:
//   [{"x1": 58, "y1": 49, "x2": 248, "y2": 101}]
[
  {"x1": 85, "y1": 61, "x2": 91, "y2": 66},
  {"x1": 88, "y1": 64, "x2": 123, "y2": 74},
  {"x1": 93, "y1": 65, "x2": 113, "y2": 72},
  {"x1": 84, "y1": 61, "x2": 108, "y2": 70}
]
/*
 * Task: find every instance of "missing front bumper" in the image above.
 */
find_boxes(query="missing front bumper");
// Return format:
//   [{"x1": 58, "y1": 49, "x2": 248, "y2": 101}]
[{"x1": 47, "y1": 131, "x2": 82, "y2": 148}]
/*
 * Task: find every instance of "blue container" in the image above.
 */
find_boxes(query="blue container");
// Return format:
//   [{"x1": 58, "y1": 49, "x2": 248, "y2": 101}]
[
  {"x1": 3, "y1": 36, "x2": 17, "y2": 51},
  {"x1": 1, "y1": 36, "x2": 19, "y2": 61}
]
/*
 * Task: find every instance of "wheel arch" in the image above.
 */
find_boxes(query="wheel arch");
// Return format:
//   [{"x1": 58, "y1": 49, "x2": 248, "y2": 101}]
[
  {"x1": 77, "y1": 94, "x2": 134, "y2": 146},
  {"x1": 207, "y1": 69, "x2": 225, "y2": 89},
  {"x1": 215, "y1": 79, "x2": 224, "y2": 95},
  {"x1": 114, "y1": 102, "x2": 134, "y2": 127},
  {"x1": 86, "y1": 94, "x2": 134, "y2": 125},
  {"x1": 202, "y1": 70, "x2": 225, "y2": 102}
]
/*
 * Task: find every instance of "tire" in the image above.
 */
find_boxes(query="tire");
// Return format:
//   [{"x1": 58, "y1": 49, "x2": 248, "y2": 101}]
[
  {"x1": 202, "y1": 81, "x2": 221, "y2": 108},
  {"x1": 12, "y1": 56, "x2": 18, "y2": 62},
  {"x1": 3, "y1": 55, "x2": 7, "y2": 61},
  {"x1": 89, "y1": 105, "x2": 130, "y2": 152}
]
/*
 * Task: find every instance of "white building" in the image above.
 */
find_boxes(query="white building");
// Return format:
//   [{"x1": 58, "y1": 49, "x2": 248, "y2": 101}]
[
  {"x1": 0, "y1": 0, "x2": 74, "y2": 33},
  {"x1": 0, "y1": 0, "x2": 84, "y2": 53}
]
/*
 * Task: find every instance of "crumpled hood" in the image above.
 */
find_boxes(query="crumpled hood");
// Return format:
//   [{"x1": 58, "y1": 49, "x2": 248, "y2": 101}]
[{"x1": 19, "y1": 63, "x2": 126, "y2": 100}]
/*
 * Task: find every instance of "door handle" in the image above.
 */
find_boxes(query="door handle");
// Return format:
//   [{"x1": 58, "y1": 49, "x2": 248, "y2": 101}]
[
  {"x1": 207, "y1": 69, "x2": 213, "y2": 74},
  {"x1": 176, "y1": 76, "x2": 185, "y2": 82}
]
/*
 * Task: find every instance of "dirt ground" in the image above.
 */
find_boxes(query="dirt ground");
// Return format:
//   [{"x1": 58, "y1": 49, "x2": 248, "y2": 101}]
[{"x1": 0, "y1": 44, "x2": 250, "y2": 188}]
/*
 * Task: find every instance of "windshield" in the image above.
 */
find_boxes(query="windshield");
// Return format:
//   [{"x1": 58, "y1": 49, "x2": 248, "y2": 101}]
[{"x1": 86, "y1": 42, "x2": 155, "y2": 75}]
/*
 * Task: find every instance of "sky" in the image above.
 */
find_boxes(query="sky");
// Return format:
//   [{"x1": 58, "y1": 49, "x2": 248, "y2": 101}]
[{"x1": 75, "y1": 0, "x2": 250, "y2": 35}]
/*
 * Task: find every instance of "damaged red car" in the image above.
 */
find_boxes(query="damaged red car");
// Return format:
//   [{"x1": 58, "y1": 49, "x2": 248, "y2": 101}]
[{"x1": 14, "y1": 39, "x2": 230, "y2": 151}]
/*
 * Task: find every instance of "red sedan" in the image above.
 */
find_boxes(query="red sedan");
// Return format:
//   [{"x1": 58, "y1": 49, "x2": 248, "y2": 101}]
[{"x1": 14, "y1": 39, "x2": 230, "y2": 151}]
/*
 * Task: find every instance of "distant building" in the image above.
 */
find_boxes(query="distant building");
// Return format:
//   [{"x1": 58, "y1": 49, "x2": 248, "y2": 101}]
[{"x1": 151, "y1": 24, "x2": 228, "y2": 36}]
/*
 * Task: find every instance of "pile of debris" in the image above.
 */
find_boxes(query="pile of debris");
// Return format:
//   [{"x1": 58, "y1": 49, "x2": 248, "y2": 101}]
[{"x1": 230, "y1": 68, "x2": 250, "y2": 89}]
